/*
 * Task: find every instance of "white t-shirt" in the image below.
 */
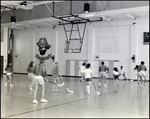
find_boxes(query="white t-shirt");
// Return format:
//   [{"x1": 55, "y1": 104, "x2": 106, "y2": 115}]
[
  {"x1": 120, "y1": 69, "x2": 125, "y2": 75},
  {"x1": 79, "y1": 66, "x2": 85, "y2": 73},
  {"x1": 83, "y1": 69, "x2": 92, "y2": 78},
  {"x1": 113, "y1": 70, "x2": 119, "y2": 75}
]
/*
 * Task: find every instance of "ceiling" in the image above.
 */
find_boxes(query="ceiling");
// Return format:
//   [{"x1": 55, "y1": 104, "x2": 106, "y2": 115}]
[
  {"x1": 1, "y1": 1, "x2": 149, "y2": 30},
  {"x1": 1, "y1": 1, "x2": 61, "y2": 10}
]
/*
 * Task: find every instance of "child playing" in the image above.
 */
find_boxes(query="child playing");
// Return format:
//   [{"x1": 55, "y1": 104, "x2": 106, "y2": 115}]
[
  {"x1": 137, "y1": 61, "x2": 147, "y2": 87},
  {"x1": 113, "y1": 67, "x2": 120, "y2": 84},
  {"x1": 32, "y1": 59, "x2": 48, "y2": 104},
  {"x1": 119, "y1": 66, "x2": 128, "y2": 81},
  {"x1": 98, "y1": 61, "x2": 109, "y2": 88},
  {"x1": 134, "y1": 65, "x2": 140, "y2": 84},
  {"x1": 79, "y1": 63, "x2": 86, "y2": 82},
  {"x1": 5, "y1": 63, "x2": 13, "y2": 87},
  {"x1": 51, "y1": 62, "x2": 64, "y2": 92},
  {"x1": 26, "y1": 61, "x2": 35, "y2": 91},
  {"x1": 83, "y1": 63, "x2": 93, "y2": 94}
]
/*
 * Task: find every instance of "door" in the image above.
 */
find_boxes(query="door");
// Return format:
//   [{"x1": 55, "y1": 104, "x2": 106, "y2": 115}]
[{"x1": 1, "y1": 56, "x2": 4, "y2": 74}]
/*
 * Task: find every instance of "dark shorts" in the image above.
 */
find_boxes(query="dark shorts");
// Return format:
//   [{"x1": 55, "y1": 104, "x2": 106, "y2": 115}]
[
  {"x1": 114, "y1": 75, "x2": 119, "y2": 79},
  {"x1": 85, "y1": 78, "x2": 92, "y2": 81}
]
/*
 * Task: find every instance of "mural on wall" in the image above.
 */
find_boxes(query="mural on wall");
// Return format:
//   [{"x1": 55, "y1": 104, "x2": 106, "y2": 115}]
[{"x1": 35, "y1": 37, "x2": 54, "y2": 61}]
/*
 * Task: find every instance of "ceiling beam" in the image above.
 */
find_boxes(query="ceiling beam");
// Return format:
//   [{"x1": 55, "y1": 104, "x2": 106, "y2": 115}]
[
  {"x1": 1, "y1": 5, "x2": 16, "y2": 10},
  {"x1": 97, "y1": 1, "x2": 103, "y2": 11},
  {"x1": 125, "y1": 13, "x2": 136, "y2": 20},
  {"x1": 79, "y1": 6, "x2": 149, "y2": 18},
  {"x1": 45, "y1": 4, "x2": 53, "y2": 15}
]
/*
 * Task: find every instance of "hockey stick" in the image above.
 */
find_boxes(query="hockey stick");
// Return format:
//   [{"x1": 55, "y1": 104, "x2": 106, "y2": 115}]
[
  {"x1": 47, "y1": 80, "x2": 58, "y2": 85},
  {"x1": 46, "y1": 77, "x2": 63, "y2": 87},
  {"x1": 59, "y1": 75, "x2": 65, "y2": 86},
  {"x1": 92, "y1": 81, "x2": 100, "y2": 95},
  {"x1": 13, "y1": 75, "x2": 26, "y2": 86},
  {"x1": 66, "y1": 88, "x2": 74, "y2": 93}
]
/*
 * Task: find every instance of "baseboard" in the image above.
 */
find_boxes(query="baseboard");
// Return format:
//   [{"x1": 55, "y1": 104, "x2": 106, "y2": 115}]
[{"x1": 2, "y1": 73, "x2": 149, "y2": 82}]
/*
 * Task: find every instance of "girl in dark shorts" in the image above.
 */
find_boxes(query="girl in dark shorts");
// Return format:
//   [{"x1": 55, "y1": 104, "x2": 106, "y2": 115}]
[{"x1": 113, "y1": 67, "x2": 120, "y2": 84}]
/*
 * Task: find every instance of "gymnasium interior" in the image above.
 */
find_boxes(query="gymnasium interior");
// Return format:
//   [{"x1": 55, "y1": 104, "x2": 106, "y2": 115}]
[{"x1": 1, "y1": 1, "x2": 149, "y2": 118}]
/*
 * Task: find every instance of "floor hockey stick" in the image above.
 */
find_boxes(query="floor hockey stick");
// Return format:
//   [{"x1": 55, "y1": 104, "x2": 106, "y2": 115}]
[
  {"x1": 47, "y1": 80, "x2": 58, "y2": 85},
  {"x1": 92, "y1": 81, "x2": 100, "y2": 95},
  {"x1": 66, "y1": 88, "x2": 74, "y2": 93},
  {"x1": 13, "y1": 75, "x2": 26, "y2": 86},
  {"x1": 59, "y1": 75, "x2": 65, "y2": 86},
  {"x1": 47, "y1": 78, "x2": 64, "y2": 87}
]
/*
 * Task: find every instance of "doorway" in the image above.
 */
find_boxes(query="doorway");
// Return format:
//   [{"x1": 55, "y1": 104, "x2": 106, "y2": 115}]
[{"x1": 1, "y1": 56, "x2": 4, "y2": 74}]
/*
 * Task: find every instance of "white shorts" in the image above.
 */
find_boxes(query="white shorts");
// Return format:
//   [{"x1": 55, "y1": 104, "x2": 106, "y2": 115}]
[
  {"x1": 28, "y1": 73, "x2": 35, "y2": 82},
  {"x1": 99, "y1": 72, "x2": 107, "y2": 78},
  {"x1": 138, "y1": 71, "x2": 146, "y2": 77},
  {"x1": 34, "y1": 75, "x2": 44, "y2": 85},
  {"x1": 7, "y1": 73, "x2": 11, "y2": 75}
]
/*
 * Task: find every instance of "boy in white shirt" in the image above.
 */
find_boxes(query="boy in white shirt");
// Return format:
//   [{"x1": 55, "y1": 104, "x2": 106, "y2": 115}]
[
  {"x1": 83, "y1": 63, "x2": 93, "y2": 94},
  {"x1": 79, "y1": 63, "x2": 86, "y2": 82},
  {"x1": 119, "y1": 66, "x2": 128, "y2": 81}
]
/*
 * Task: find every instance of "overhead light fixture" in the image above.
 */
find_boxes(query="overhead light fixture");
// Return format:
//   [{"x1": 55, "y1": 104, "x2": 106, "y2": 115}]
[
  {"x1": 11, "y1": 16, "x2": 16, "y2": 23},
  {"x1": 84, "y1": 3, "x2": 90, "y2": 13},
  {"x1": 100, "y1": 17, "x2": 103, "y2": 21},
  {"x1": 20, "y1": 1, "x2": 27, "y2": 7}
]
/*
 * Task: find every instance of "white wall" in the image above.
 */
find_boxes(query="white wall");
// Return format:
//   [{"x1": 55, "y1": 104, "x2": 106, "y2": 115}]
[
  {"x1": 11, "y1": 17, "x2": 149, "y2": 79},
  {"x1": 1, "y1": 26, "x2": 8, "y2": 73},
  {"x1": 13, "y1": 28, "x2": 53, "y2": 74},
  {"x1": 86, "y1": 18, "x2": 149, "y2": 79},
  {"x1": 137, "y1": 23, "x2": 149, "y2": 78}
]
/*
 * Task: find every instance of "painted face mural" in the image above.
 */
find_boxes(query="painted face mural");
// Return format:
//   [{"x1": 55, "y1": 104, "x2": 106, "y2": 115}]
[{"x1": 36, "y1": 37, "x2": 51, "y2": 55}]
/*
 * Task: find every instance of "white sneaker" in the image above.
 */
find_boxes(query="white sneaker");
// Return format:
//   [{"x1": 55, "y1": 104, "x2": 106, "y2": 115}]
[
  {"x1": 5, "y1": 83, "x2": 7, "y2": 87},
  {"x1": 98, "y1": 83, "x2": 101, "y2": 86},
  {"x1": 41, "y1": 99, "x2": 48, "y2": 103},
  {"x1": 88, "y1": 90, "x2": 90, "y2": 94},
  {"x1": 33, "y1": 100, "x2": 38, "y2": 104},
  {"x1": 29, "y1": 88, "x2": 33, "y2": 91},
  {"x1": 96, "y1": 91, "x2": 100, "y2": 95},
  {"x1": 104, "y1": 84, "x2": 106, "y2": 88},
  {"x1": 52, "y1": 90, "x2": 55, "y2": 93},
  {"x1": 10, "y1": 84, "x2": 13, "y2": 86}
]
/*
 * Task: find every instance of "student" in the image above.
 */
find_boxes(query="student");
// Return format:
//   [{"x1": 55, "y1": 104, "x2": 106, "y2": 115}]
[
  {"x1": 5, "y1": 63, "x2": 13, "y2": 87},
  {"x1": 51, "y1": 62, "x2": 73, "y2": 93},
  {"x1": 51, "y1": 62, "x2": 63, "y2": 92},
  {"x1": 98, "y1": 61, "x2": 109, "y2": 88},
  {"x1": 79, "y1": 63, "x2": 86, "y2": 82},
  {"x1": 138, "y1": 61, "x2": 147, "y2": 87},
  {"x1": 26, "y1": 61, "x2": 35, "y2": 91},
  {"x1": 32, "y1": 60, "x2": 48, "y2": 104},
  {"x1": 83, "y1": 63, "x2": 93, "y2": 94},
  {"x1": 113, "y1": 67, "x2": 120, "y2": 84},
  {"x1": 119, "y1": 66, "x2": 128, "y2": 81},
  {"x1": 134, "y1": 65, "x2": 140, "y2": 84}
]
